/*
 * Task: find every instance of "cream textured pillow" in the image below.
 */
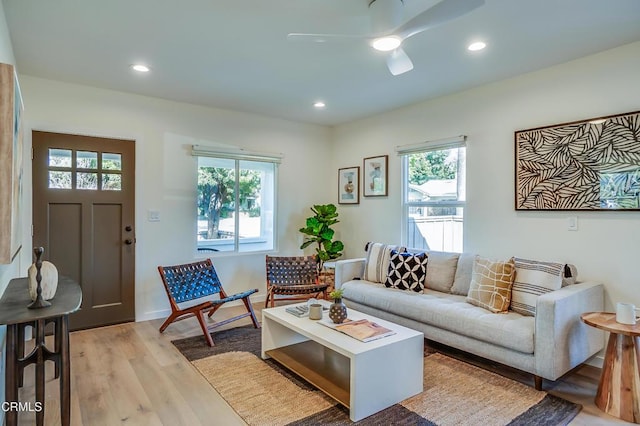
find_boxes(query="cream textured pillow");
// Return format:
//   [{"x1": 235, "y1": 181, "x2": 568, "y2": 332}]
[
  {"x1": 466, "y1": 256, "x2": 516, "y2": 313},
  {"x1": 424, "y1": 251, "x2": 459, "y2": 293},
  {"x1": 451, "y1": 252, "x2": 475, "y2": 295},
  {"x1": 362, "y1": 242, "x2": 406, "y2": 284},
  {"x1": 510, "y1": 258, "x2": 563, "y2": 316}
]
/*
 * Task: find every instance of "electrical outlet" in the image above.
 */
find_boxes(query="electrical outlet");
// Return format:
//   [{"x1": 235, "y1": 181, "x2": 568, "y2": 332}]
[{"x1": 567, "y1": 216, "x2": 578, "y2": 231}]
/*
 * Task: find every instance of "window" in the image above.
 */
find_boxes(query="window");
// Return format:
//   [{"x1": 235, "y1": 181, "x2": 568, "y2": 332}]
[
  {"x1": 48, "y1": 148, "x2": 122, "y2": 191},
  {"x1": 193, "y1": 145, "x2": 279, "y2": 253},
  {"x1": 400, "y1": 137, "x2": 466, "y2": 252}
]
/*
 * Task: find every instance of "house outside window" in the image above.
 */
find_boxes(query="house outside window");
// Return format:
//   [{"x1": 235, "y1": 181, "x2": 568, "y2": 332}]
[
  {"x1": 400, "y1": 137, "x2": 466, "y2": 252},
  {"x1": 193, "y1": 145, "x2": 279, "y2": 253}
]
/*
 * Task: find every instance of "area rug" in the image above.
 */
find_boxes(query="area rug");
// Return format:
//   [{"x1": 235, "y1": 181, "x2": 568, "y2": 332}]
[{"x1": 172, "y1": 326, "x2": 581, "y2": 426}]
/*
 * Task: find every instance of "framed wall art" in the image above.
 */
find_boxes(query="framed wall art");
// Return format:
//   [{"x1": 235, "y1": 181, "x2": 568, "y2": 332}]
[
  {"x1": 363, "y1": 155, "x2": 388, "y2": 197},
  {"x1": 338, "y1": 166, "x2": 360, "y2": 204},
  {"x1": 515, "y1": 110, "x2": 640, "y2": 211},
  {"x1": 0, "y1": 63, "x2": 24, "y2": 264}
]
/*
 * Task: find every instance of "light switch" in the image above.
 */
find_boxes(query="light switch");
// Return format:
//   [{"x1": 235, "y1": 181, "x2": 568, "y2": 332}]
[
  {"x1": 567, "y1": 216, "x2": 578, "y2": 231},
  {"x1": 148, "y1": 210, "x2": 161, "y2": 222}
]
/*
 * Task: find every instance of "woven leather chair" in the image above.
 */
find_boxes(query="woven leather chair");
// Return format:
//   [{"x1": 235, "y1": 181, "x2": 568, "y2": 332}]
[
  {"x1": 265, "y1": 255, "x2": 327, "y2": 308},
  {"x1": 158, "y1": 259, "x2": 260, "y2": 346}
]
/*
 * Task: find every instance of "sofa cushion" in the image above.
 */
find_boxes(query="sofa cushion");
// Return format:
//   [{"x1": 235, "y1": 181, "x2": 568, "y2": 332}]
[
  {"x1": 385, "y1": 250, "x2": 428, "y2": 292},
  {"x1": 363, "y1": 242, "x2": 406, "y2": 283},
  {"x1": 451, "y1": 252, "x2": 475, "y2": 295},
  {"x1": 424, "y1": 251, "x2": 459, "y2": 293},
  {"x1": 466, "y1": 257, "x2": 516, "y2": 313},
  {"x1": 341, "y1": 280, "x2": 534, "y2": 354},
  {"x1": 511, "y1": 258, "x2": 563, "y2": 316}
]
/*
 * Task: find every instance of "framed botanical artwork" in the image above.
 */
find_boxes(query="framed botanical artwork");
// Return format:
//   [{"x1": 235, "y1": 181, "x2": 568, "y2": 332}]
[
  {"x1": 515, "y1": 110, "x2": 640, "y2": 210},
  {"x1": 363, "y1": 155, "x2": 388, "y2": 197},
  {"x1": 0, "y1": 63, "x2": 24, "y2": 264},
  {"x1": 338, "y1": 166, "x2": 359, "y2": 204}
]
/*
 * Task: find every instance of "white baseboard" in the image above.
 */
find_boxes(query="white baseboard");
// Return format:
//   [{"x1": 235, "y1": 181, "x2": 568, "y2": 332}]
[
  {"x1": 136, "y1": 293, "x2": 267, "y2": 323},
  {"x1": 585, "y1": 354, "x2": 604, "y2": 369}
]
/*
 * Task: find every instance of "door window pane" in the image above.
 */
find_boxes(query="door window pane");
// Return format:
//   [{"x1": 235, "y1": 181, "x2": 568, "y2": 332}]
[
  {"x1": 48, "y1": 171, "x2": 72, "y2": 189},
  {"x1": 102, "y1": 173, "x2": 122, "y2": 191},
  {"x1": 77, "y1": 151, "x2": 98, "y2": 169},
  {"x1": 77, "y1": 172, "x2": 98, "y2": 190},
  {"x1": 102, "y1": 153, "x2": 122, "y2": 171},
  {"x1": 49, "y1": 149, "x2": 72, "y2": 168}
]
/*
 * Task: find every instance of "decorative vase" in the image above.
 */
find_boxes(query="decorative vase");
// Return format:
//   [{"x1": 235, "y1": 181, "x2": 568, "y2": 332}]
[
  {"x1": 329, "y1": 298, "x2": 348, "y2": 324},
  {"x1": 28, "y1": 248, "x2": 58, "y2": 302}
]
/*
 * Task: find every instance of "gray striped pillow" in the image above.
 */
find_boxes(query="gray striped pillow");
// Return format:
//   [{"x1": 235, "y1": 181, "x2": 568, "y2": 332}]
[
  {"x1": 510, "y1": 258, "x2": 563, "y2": 316},
  {"x1": 362, "y1": 242, "x2": 406, "y2": 283}
]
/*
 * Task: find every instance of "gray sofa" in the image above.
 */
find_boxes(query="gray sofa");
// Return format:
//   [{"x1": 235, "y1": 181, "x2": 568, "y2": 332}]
[{"x1": 334, "y1": 251, "x2": 604, "y2": 389}]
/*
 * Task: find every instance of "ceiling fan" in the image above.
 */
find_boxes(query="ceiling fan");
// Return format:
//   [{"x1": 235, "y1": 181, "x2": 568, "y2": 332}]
[{"x1": 287, "y1": 0, "x2": 485, "y2": 76}]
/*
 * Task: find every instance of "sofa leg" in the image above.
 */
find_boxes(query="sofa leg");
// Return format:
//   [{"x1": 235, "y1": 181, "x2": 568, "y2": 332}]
[{"x1": 534, "y1": 375, "x2": 543, "y2": 391}]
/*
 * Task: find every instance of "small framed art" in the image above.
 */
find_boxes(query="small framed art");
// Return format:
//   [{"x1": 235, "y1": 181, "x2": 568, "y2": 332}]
[
  {"x1": 338, "y1": 166, "x2": 359, "y2": 204},
  {"x1": 363, "y1": 155, "x2": 388, "y2": 197}
]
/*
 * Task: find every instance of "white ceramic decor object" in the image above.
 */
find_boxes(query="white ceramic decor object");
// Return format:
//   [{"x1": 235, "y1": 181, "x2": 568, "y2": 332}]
[{"x1": 28, "y1": 260, "x2": 59, "y2": 301}]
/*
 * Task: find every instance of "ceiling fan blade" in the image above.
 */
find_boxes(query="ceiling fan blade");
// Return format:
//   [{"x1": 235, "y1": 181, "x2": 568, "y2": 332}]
[
  {"x1": 287, "y1": 33, "x2": 368, "y2": 43},
  {"x1": 396, "y1": 0, "x2": 485, "y2": 40},
  {"x1": 386, "y1": 47, "x2": 414, "y2": 76}
]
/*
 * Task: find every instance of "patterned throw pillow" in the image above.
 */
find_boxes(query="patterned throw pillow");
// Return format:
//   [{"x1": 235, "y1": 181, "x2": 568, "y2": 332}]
[
  {"x1": 385, "y1": 250, "x2": 428, "y2": 292},
  {"x1": 362, "y1": 242, "x2": 406, "y2": 283},
  {"x1": 510, "y1": 258, "x2": 563, "y2": 316},
  {"x1": 466, "y1": 256, "x2": 516, "y2": 313}
]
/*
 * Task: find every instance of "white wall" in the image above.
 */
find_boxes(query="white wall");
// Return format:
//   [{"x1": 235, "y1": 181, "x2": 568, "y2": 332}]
[
  {"x1": 0, "y1": 0, "x2": 28, "y2": 417},
  {"x1": 19, "y1": 76, "x2": 332, "y2": 321},
  {"x1": 332, "y1": 41, "x2": 640, "y2": 313}
]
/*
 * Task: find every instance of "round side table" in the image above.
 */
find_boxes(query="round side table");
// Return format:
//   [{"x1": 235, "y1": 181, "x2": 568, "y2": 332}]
[{"x1": 581, "y1": 312, "x2": 640, "y2": 424}]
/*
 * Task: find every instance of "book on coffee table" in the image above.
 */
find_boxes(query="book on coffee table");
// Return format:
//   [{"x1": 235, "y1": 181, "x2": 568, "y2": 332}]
[{"x1": 320, "y1": 318, "x2": 396, "y2": 342}]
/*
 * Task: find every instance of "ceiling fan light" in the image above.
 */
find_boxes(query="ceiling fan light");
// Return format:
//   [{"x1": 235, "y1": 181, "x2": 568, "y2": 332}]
[
  {"x1": 372, "y1": 36, "x2": 402, "y2": 52},
  {"x1": 467, "y1": 41, "x2": 486, "y2": 51}
]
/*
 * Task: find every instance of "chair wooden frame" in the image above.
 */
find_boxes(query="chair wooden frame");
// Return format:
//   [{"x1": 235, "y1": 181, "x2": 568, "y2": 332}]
[
  {"x1": 265, "y1": 255, "x2": 328, "y2": 308},
  {"x1": 158, "y1": 259, "x2": 260, "y2": 346}
]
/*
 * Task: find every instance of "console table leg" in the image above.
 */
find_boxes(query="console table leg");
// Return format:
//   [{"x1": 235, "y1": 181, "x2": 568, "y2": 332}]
[
  {"x1": 59, "y1": 315, "x2": 71, "y2": 426},
  {"x1": 5, "y1": 324, "x2": 18, "y2": 426},
  {"x1": 35, "y1": 319, "x2": 46, "y2": 426}
]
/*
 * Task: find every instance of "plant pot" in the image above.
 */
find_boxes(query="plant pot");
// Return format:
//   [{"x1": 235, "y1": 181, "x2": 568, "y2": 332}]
[{"x1": 329, "y1": 298, "x2": 348, "y2": 324}]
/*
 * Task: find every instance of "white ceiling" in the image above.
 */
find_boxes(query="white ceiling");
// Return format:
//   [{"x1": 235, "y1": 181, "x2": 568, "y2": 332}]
[{"x1": 4, "y1": 0, "x2": 640, "y2": 126}]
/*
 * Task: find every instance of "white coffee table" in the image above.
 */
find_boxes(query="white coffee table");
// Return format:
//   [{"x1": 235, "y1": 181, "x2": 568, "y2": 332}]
[{"x1": 261, "y1": 302, "x2": 424, "y2": 421}]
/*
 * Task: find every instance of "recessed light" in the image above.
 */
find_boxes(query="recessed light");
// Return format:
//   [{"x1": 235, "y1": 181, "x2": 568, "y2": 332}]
[
  {"x1": 313, "y1": 101, "x2": 326, "y2": 109},
  {"x1": 372, "y1": 36, "x2": 402, "y2": 52},
  {"x1": 467, "y1": 41, "x2": 486, "y2": 51},
  {"x1": 131, "y1": 64, "x2": 150, "y2": 73}
]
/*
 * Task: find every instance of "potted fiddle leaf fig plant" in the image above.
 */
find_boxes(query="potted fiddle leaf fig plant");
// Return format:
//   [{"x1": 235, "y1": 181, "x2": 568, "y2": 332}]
[{"x1": 299, "y1": 203, "x2": 344, "y2": 273}]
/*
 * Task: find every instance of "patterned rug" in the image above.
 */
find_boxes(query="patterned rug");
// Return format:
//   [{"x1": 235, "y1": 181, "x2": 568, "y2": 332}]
[{"x1": 172, "y1": 326, "x2": 581, "y2": 426}]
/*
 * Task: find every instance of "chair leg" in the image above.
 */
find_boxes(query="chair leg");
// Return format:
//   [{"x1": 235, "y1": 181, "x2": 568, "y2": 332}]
[
  {"x1": 264, "y1": 289, "x2": 272, "y2": 308},
  {"x1": 195, "y1": 310, "x2": 214, "y2": 347},
  {"x1": 243, "y1": 297, "x2": 260, "y2": 329},
  {"x1": 159, "y1": 312, "x2": 180, "y2": 333}
]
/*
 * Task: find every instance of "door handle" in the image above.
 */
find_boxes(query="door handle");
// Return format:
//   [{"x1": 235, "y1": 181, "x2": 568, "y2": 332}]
[{"x1": 124, "y1": 239, "x2": 134, "y2": 245}]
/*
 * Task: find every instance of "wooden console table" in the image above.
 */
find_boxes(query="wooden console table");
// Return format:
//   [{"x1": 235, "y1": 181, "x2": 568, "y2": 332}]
[
  {"x1": 581, "y1": 312, "x2": 640, "y2": 424},
  {"x1": 0, "y1": 276, "x2": 82, "y2": 426}
]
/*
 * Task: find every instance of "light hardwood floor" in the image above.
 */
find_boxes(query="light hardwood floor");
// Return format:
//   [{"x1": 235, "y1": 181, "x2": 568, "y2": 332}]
[{"x1": 15, "y1": 303, "x2": 633, "y2": 425}]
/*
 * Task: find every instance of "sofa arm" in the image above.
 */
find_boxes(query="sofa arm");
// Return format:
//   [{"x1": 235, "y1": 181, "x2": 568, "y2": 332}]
[
  {"x1": 334, "y1": 258, "x2": 366, "y2": 289},
  {"x1": 534, "y1": 281, "x2": 604, "y2": 380}
]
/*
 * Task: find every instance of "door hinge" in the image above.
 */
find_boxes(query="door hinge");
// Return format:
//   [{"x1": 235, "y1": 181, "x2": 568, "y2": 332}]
[
  {"x1": 31, "y1": 147, "x2": 34, "y2": 160},
  {"x1": 31, "y1": 224, "x2": 34, "y2": 237}
]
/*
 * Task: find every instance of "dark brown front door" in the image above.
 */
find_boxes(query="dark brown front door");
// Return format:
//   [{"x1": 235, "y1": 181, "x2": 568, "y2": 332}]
[{"x1": 32, "y1": 131, "x2": 135, "y2": 330}]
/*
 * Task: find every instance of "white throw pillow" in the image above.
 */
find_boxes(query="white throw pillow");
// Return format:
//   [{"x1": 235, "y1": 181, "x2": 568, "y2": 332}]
[
  {"x1": 510, "y1": 257, "x2": 563, "y2": 316},
  {"x1": 362, "y1": 242, "x2": 405, "y2": 283}
]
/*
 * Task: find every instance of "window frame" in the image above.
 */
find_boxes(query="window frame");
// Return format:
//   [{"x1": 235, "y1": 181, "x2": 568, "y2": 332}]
[
  {"x1": 399, "y1": 136, "x2": 466, "y2": 252},
  {"x1": 192, "y1": 145, "x2": 281, "y2": 256}
]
